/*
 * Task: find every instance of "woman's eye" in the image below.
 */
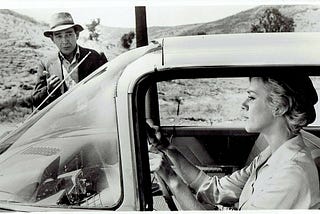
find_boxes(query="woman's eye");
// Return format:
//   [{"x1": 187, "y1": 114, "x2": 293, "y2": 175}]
[{"x1": 248, "y1": 96, "x2": 255, "y2": 101}]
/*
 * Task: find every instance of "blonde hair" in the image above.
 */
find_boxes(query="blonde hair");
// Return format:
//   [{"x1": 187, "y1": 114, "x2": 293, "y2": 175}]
[{"x1": 252, "y1": 77, "x2": 316, "y2": 135}]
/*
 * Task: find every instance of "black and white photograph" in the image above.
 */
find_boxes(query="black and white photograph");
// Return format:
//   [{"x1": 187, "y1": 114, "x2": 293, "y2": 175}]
[{"x1": 0, "y1": 0, "x2": 320, "y2": 212}]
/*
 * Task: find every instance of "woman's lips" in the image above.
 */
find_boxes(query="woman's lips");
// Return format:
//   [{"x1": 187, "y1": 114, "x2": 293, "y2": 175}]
[{"x1": 242, "y1": 116, "x2": 249, "y2": 120}]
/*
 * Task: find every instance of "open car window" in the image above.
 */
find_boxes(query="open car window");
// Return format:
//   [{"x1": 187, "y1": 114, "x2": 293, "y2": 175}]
[
  {"x1": 158, "y1": 76, "x2": 320, "y2": 127},
  {"x1": 311, "y1": 77, "x2": 320, "y2": 126},
  {"x1": 147, "y1": 74, "x2": 320, "y2": 211},
  {"x1": 158, "y1": 77, "x2": 248, "y2": 127}
]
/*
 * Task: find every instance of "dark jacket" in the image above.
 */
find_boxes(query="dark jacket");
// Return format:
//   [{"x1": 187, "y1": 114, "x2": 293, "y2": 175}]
[{"x1": 32, "y1": 46, "x2": 107, "y2": 109}]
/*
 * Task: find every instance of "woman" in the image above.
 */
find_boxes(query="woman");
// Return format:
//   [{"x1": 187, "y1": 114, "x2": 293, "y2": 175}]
[{"x1": 149, "y1": 75, "x2": 320, "y2": 209}]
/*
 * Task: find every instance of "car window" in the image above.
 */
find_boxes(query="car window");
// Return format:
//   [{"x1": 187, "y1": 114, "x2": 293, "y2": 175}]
[
  {"x1": 151, "y1": 74, "x2": 320, "y2": 211},
  {"x1": 158, "y1": 76, "x2": 320, "y2": 127},
  {"x1": 311, "y1": 76, "x2": 320, "y2": 126},
  {"x1": 158, "y1": 77, "x2": 248, "y2": 127}
]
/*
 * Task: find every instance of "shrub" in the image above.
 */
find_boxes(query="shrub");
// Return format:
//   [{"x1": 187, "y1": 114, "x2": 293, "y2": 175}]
[
  {"x1": 120, "y1": 31, "x2": 135, "y2": 49},
  {"x1": 251, "y1": 8, "x2": 295, "y2": 32},
  {"x1": 86, "y1": 18, "x2": 100, "y2": 41}
]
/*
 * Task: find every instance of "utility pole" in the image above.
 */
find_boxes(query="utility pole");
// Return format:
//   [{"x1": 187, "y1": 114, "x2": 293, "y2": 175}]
[
  {"x1": 135, "y1": 6, "x2": 148, "y2": 47},
  {"x1": 135, "y1": 6, "x2": 159, "y2": 124}
]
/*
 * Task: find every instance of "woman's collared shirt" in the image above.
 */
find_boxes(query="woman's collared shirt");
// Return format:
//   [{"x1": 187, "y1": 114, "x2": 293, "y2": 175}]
[{"x1": 189, "y1": 134, "x2": 320, "y2": 209}]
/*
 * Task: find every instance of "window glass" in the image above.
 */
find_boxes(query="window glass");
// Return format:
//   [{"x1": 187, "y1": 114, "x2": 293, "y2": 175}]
[
  {"x1": 311, "y1": 76, "x2": 320, "y2": 126},
  {"x1": 158, "y1": 77, "x2": 248, "y2": 127},
  {"x1": 158, "y1": 76, "x2": 320, "y2": 127},
  {"x1": 0, "y1": 65, "x2": 121, "y2": 209}
]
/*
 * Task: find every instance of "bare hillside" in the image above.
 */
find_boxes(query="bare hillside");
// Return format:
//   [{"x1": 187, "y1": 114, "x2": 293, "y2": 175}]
[
  {"x1": 146, "y1": 5, "x2": 320, "y2": 38},
  {"x1": 0, "y1": 9, "x2": 53, "y2": 123}
]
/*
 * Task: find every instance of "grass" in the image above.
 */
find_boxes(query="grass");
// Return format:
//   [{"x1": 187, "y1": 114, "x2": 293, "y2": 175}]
[{"x1": 158, "y1": 77, "x2": 248, "y2": 126}]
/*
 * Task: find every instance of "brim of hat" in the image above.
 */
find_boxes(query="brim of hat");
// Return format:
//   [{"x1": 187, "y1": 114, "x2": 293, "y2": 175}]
[{"x1": 44, "y1": 24, "x2": 84, "y2": 37}]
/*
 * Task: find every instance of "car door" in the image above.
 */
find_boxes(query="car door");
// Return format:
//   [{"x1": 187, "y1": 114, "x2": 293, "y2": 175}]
[
  {"x1": 157, "y1": 76, "x2": 257, "y2": 175},
  {"x1": 132, "y1": 65, "x2": 320, "y2": 210},
  {"x1": 131, "y1": 66, "x2": 258, "y2": 210}
]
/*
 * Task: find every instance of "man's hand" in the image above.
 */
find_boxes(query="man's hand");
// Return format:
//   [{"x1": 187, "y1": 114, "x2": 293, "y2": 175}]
[{"x1": 47, "y1": 75, "x2": 61, "y2": 93}]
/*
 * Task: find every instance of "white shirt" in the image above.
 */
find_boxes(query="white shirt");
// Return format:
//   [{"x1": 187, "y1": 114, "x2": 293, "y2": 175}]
[
  {"x1": 59, "y1": 46, "x2": 80, "y2": 90},
  {"x1": 189, "y1": 134, "x2": 320, "y2": 209}
]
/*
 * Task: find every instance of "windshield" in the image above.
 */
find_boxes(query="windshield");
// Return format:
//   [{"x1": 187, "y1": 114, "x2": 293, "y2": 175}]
[{"x1": 0, "y1": 65, "x2": 122, "y2": 209}]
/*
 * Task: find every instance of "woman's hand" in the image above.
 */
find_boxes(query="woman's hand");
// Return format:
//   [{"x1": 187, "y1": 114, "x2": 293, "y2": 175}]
[
  {"x1": 146, "y1": 119, "x2": 170, "y2": 151},
  {"x1": 149, "y1": 152, "x2": 174, "y2": 180},
  {"x1": 149, "y1": 151, "x2": 206, "y2": 210}
]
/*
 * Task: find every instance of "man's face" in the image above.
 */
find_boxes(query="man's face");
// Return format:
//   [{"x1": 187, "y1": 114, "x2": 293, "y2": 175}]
[{"x1": 52, "y1": 27, "x2": 78, "y2": 56}]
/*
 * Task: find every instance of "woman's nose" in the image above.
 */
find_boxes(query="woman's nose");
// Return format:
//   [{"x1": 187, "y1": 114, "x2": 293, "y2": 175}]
[{"x1": 241, "y1": 99, "x2": 249, "y2": 111}]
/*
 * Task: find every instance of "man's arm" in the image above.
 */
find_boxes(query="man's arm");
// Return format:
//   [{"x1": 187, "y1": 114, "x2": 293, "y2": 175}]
[{"x1": 32, "y1": 62, "x2": 61, "y2": 109}]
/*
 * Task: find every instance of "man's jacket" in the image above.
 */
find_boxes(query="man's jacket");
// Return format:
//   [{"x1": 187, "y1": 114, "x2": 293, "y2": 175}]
[{"x1": 32, "y1": 46, "x2": 107, "y2": 109}]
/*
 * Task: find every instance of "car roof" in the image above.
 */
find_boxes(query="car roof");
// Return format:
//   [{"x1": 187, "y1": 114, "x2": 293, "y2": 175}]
[
  {"x1": 161, "y1": 32, "x2": 320, "y2": 67},
  {"x1": 120, "y1": 32, "x2": 320, "y2": 94}
]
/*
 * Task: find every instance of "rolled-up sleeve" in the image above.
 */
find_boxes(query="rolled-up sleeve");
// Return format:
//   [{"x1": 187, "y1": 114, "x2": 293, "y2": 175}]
[{"x1": 189, "y1": 159, "x2": 258, "y2": 206}]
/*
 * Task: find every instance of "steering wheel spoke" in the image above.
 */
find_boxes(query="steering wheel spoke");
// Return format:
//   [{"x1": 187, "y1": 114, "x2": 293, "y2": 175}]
[{"x1": 151, "y1": 172, "x2": 178, "y2": 211}]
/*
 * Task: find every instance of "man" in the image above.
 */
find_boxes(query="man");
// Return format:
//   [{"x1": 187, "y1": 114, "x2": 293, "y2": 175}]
[{"x1": 32, "y1": 12, "x2": 108, "y2": 109}]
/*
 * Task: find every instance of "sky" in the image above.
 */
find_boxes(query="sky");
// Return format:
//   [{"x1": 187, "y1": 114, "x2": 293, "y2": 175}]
[
  {"x1": 13, "y1": 5, "x2": 256, "y2": 28},
  {"x1": 2, "y1": 0, "x2": 320, "y2": 28}
]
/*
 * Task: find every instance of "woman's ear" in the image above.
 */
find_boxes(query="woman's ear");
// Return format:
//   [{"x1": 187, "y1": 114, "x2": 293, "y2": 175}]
[{"x1": 273, "y1": 106, "x2": 288, "y2": 117}]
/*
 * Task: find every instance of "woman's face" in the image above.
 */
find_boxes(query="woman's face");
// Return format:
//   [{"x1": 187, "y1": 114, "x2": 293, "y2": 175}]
[{"x1": 242, "y1": 78, "x2": 275, "y2": 133}]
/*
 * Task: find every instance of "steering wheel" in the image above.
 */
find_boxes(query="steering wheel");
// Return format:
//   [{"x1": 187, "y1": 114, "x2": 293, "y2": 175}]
[
  {"x1": 153, "y1": 172, "x2": 178, "y2": 210},
  {"x1": 146, "y1": 121, "x2": 178, "y2": 210}
]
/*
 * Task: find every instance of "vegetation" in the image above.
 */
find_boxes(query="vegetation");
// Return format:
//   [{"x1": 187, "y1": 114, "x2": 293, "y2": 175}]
[
  {"x1": 86, "y1": 18, "x2": 100, "y2": 41},
  {"x1": 0, "y1": 9, "x2": 41, "y2": 25},
  {"x1": 120, "y1": 31, "x2": 135, "y2": 49},
  {"x1": 251, "y1": 8, "x2": 295, "y2": 32},
  {"x1": 158, "y1": 78, "x2": 248, "y2": 126},
  {"x1": 197, "y1": 31, "x2": 207, "y2": 35}
]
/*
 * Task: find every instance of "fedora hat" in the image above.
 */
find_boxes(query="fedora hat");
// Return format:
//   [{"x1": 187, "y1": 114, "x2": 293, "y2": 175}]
[{"x1": 44, "y1": 12, "x2": 84, "y2": 37}]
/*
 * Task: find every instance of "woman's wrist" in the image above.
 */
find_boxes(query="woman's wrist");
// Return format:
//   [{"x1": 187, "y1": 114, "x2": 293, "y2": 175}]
[
  {"x1": 188, "y1": 170, "x2": 208, "y2": 192},
  {"x1": 165, "y1": 146, "x2": 179, "y2": 156},
  {"x1": 167, "y1": 171, "x2": 183, "y2": 191}
]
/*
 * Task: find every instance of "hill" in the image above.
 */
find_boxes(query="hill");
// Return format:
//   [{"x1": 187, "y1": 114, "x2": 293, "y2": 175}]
[
  {"x1": 0, "y1": 9, "x2": 53, "y2": 124},
  {"x1": 147, "y1": 5, "x2": 320, "y2": 38},
  {"x1": 0, "y1": 4, "x2": 320, "y2": 127}
]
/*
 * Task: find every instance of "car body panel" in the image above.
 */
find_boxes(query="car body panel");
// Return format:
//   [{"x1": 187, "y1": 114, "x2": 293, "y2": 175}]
[
  {"x1": 162, "y1": 33, "x2": 320, "y2": 66},
  {"x1": 119, "y1": 33, "x2": 320, "y2": 96}
]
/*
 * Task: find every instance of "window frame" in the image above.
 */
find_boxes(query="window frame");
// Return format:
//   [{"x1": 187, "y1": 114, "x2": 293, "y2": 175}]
[{"x1": 131, "y1": 65, "x2": 320, "y2": 210}]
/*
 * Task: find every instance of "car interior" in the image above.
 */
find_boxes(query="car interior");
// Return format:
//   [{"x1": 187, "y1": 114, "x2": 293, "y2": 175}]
[{"x1": 132, "y1": 66, "x2": 320, "y2": 210}]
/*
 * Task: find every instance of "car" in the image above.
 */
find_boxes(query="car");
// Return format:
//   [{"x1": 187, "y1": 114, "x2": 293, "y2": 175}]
[{"x1": 0, "y1": 32, "x2": 320, "y2": 211}]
